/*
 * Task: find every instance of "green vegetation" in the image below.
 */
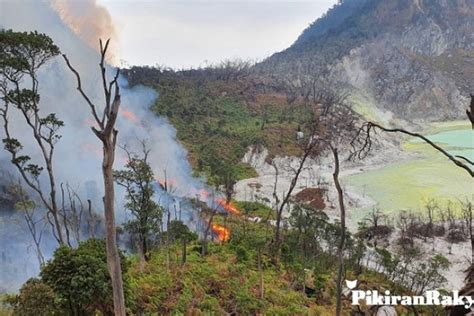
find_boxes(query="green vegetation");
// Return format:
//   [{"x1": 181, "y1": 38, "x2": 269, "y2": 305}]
[
  {"x1": 234, "y1": 200, "x2": 275, "y2": 220},
  {"x1": 128, "y1": 243, "x2": 319, "y2": 315},
  {"x1": 114, "y1": 146, "x2": 163, "y2": 261},
  {"x1": 1, "y1": 18, "x2": 470, "y2": 316},
  {"x1": 2, "y1": 202, "x2": 452, "y2": 316},
  {"x1": 125, "y1": 210, "x2": 408, "y2": 315},
  {"x1": 4, "y1": 239, "x2": 129, "y2": 315}
]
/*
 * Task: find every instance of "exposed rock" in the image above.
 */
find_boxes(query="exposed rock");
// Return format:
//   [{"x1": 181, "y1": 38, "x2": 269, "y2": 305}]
[
  {"x1": 260, "y1": 0, "x2": 474, "y2": 122},
  {"x1": 375, "y1": 306, "x2": 397, "y2": 316}
]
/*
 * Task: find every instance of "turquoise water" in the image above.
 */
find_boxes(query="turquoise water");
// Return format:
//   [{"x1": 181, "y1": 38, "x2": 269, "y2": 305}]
[
  {"x1": 345, "y1": 126, "x2": 473, "y2": 216},
  {"x1": 412, "y1": 128, "x2": 474, "y2": 161}
]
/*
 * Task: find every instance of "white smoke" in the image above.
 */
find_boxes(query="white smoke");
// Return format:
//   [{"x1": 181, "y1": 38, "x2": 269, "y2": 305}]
[{"x1": 0, "y1": 0, "x2": 209, "y2": 291}]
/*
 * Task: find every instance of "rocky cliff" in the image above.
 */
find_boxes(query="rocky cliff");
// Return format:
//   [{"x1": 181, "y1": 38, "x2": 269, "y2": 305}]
[{"x1": 261, "y1": 0, "x2": 474, "y2": 122}]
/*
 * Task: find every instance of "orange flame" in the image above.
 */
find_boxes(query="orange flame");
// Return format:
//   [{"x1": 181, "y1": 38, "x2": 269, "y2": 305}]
[
  {"x1": 211, "y1": 223, "x2": 230, "y2": 242},
  {"x1": 217, "y1": 199, "x2": 240, "y2": 216},
  {"x1": 120, "y1": 108, "x2": 140, "y2": 124}
]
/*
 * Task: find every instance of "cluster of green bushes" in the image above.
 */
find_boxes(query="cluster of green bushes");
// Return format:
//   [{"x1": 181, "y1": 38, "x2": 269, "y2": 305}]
[
  {"x1": 4, "y1": 239, "x2": 128, "y2": 315},
  {"x1": 3, "y1": 201, "x2": 451, "y2": 315}
]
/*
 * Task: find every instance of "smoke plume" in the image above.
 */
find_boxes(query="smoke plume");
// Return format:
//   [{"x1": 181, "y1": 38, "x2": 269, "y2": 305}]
[
  {"x1": 50, "y1": 0, "x2": 119, "y2": 64},
  {"x1": 0, "y1": 0, "x2": 209, "y2": 291}
]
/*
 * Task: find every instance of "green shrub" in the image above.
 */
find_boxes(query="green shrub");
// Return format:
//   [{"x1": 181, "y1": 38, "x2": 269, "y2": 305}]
[
  {"x1": 41, "y1": 239, "x2": 129, "y2": 315},
  {"x1": 5, "y1": 279, "x2": 58, "y2": 316}
]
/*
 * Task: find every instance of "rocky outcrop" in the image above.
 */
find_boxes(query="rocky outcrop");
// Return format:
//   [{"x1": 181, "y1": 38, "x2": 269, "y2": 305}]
[{"x1": 261, "y1": 0, "x2": 474, "y2": 122}]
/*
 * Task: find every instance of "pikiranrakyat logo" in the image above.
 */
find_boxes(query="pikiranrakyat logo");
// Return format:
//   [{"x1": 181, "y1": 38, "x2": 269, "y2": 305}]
[{"x1": 346, "y1": 280, "x2": 474, "y2": 310}]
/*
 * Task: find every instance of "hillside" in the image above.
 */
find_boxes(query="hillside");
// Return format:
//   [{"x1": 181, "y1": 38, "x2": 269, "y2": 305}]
[
  {"x1": 123, "y1": 65, "x2": 313, "y2": 183},
  {"x1": 1, "y1": 1, "x2": 472, "y2": 315},
  {"x1": 123, "y1": 0, "x2": 474, "y2": 181},
  {"x1": 260, "y1": 0, "x2": 474, "y2": 122}
]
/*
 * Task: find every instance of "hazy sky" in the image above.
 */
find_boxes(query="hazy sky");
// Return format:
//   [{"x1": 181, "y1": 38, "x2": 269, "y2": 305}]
[{"x1": 98, "y1": 0, "x2": 337, "y2": 69}]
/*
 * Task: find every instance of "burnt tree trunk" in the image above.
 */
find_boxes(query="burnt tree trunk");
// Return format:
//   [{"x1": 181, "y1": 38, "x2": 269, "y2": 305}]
[
  {"x1": 102, "y1": 133, "x2": 126, "y2": 316},
  {"x1": 63, "y1": 39, "x2": 126, "y2": 316},
  {"x1": 332, "y1": 147, "x2": 346, "y2": 316},
  {"x1": 273, "y1": 148, "x2": 312, "y2": 263}
]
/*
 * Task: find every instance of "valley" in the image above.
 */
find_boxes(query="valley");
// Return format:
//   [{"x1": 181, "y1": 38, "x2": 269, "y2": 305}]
[{"x1": 0, "y1": 0, "x2": 473, "y2": 315}]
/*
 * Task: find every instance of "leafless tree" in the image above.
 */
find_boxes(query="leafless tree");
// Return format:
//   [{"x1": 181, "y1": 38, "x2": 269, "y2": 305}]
[
  {"x1": 424, "y1": 199, "x2": 438, "y2": 238},
  {"x1": 86, "y1": 198, "x2": 99, "y2": 239},
  {"x1": 7, "y1": 179, "x2": 48, "y2": 267},
  {"x1": 267, "y1": 76, "x2": 357, "y2": 315},
  {"x1": 304, "y1": 84, "x2": 357, "y2": 316},
  {"x1": 63, "y1": 39, "x2": 126, "y2": 316},
  {"x1": 351, "y1": 121, "x2": 473, "y2": 177},
  {"x1": 364, "y1": 208, "x2": 386, "y2": 230},
  {"x1": 200, "y1": 193, "x2": 223, "y2": 256},
  {"x1": 460, "y1": 199, "x2": 473, "y2": 264},
  {"x1": 157, "y1": 170, "x2": 176, "y2": 269},
  {"x1": 270, "y1": 132, "x2": 319, "y2": 262},
  {"x1": 60, "y1": 183, "x2": 87, "y2": 246},
  {"x1": 396, "y1": 210, "x2": 418, "y2": 249}
]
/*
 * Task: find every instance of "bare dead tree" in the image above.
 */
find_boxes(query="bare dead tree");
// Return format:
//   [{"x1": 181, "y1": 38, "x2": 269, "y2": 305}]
[
  {"x1": 424, "y1": 199, "x2": 438, "y2": 238},
  {"x1": 309, "y1": 93, "x2": 359, "y2": 316},
  {"x1": 60, "y1": 183, "x2": 86, "y2": 246},
  {"x1": 86, "y1": 199, "x2": 97, "y2": 238},
  {"x1": 270, "y1": 134, "x2": 319, "y2": 262},
  {"x1": 467, "y1": 94, "x2": 473, "y2": 129},
  {"x1": 266, "y1": 74, "x2": 358, "y2": 315},
  {"x1": 8, "y1": 179, "x2": 48, "y2": 267},
  {"x1": 364, "y1": 208, "x2": 387, "y2": 231},
  {"x1": 330, "y1": 145, "x2": 346, "y2": 316},
  {"x1": 158, "y1": 169, "x2": 178, "y2": 268},
  {"x1": 351, "y1": 121, "x2": 473, "y2": 177},
  {"x1": 460, "y1": 199, "x2": 473, "y2": 264},
  {"x1": 201, "y1": 193, "x2": 222, "y2": 256},
  {"x1": 63, "y1": 39, "x2": 126, "y2": 315}
]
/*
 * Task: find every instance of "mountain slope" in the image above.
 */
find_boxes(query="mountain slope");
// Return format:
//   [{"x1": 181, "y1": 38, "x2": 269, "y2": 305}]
[{"x1": 261, "y1": 0, "x2": 474, "y2": 122}]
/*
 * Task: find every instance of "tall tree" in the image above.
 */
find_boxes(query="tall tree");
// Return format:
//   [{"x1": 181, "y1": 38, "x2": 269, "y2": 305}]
[
  {"x1": 0, "y1": 30, "x2": 65, "y2": 244},
  {"x1": 114, "y1": 143, "x2": 163, "y2": 261},
  {"x1": 298, "y1": 85, "x2": 357, "y2": 316},
  {"x1": 63, "y1": 39, "x2": 126, "y2": 316}
]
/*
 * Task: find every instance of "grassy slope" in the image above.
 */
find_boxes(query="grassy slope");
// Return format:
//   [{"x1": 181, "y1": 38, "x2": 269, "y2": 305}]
[
  {"x1": 128, "y1": 243, "x2": 326, "y2": 315},
  {"x1": 126, "y1": 204, "x2": 445, "y2": 315},
  {"x1": 125, "y1": 68, "x2": 307, "y2": 182}
]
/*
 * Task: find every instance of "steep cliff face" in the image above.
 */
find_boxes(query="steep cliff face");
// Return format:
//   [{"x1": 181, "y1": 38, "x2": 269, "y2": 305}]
[{"x1": 263, "y1": 0, "x2": 474, "y2": 122}]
